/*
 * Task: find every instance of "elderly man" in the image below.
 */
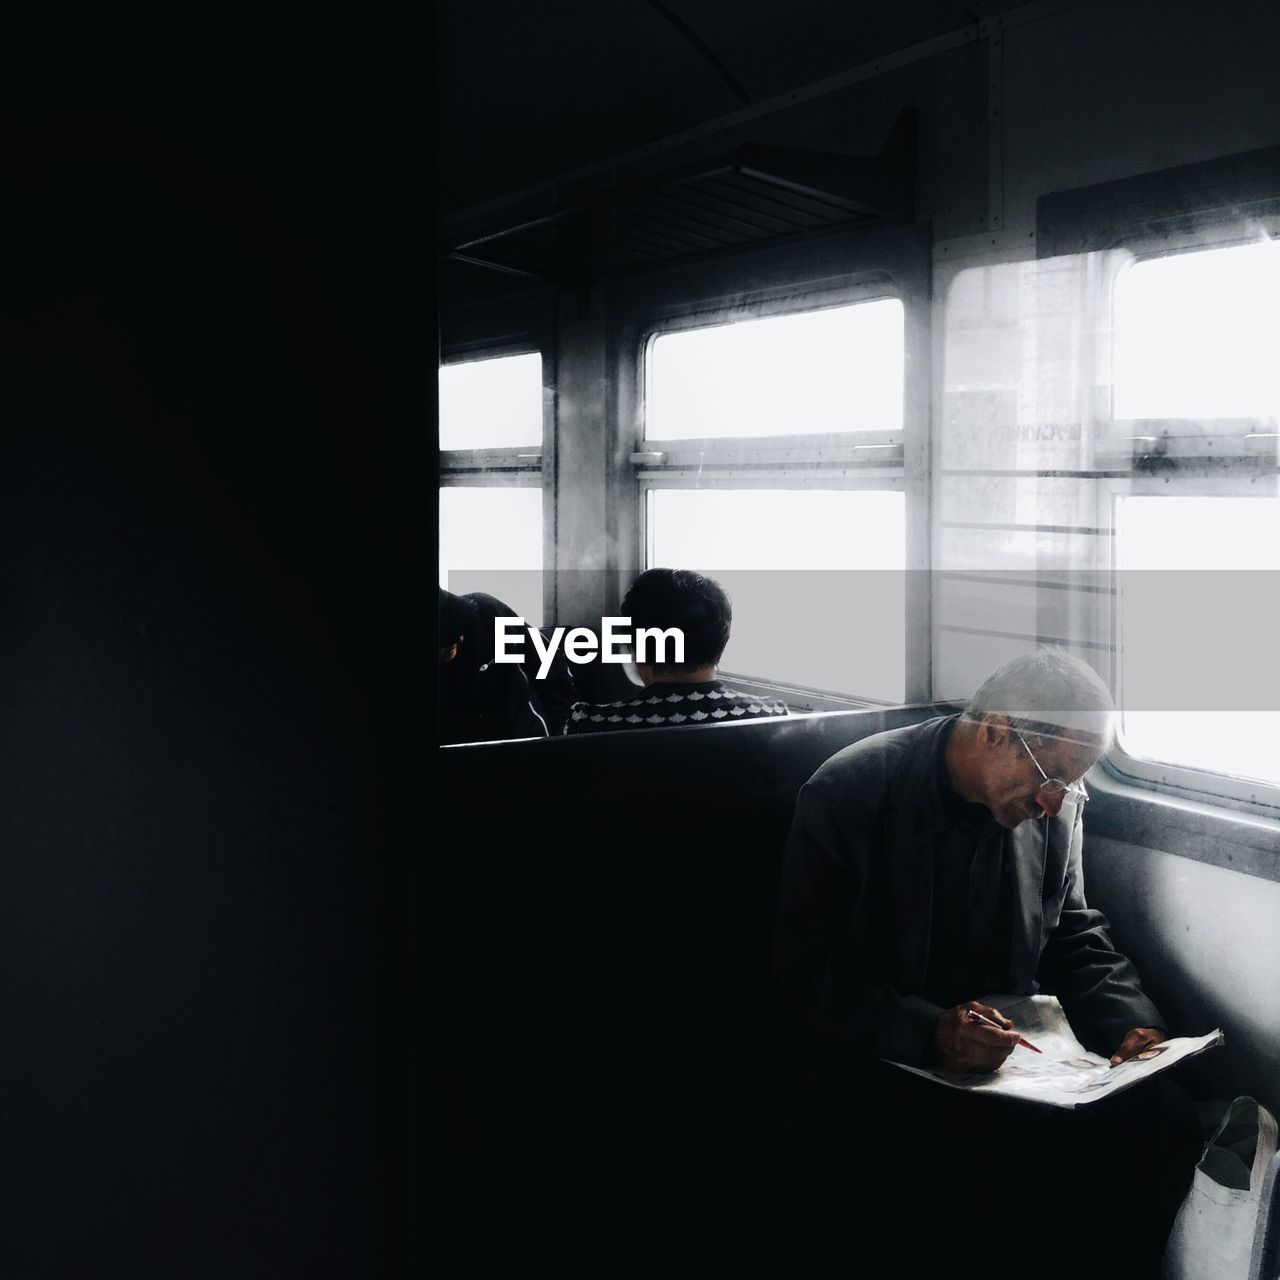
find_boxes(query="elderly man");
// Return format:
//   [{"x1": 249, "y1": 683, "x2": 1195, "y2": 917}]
[{"x1": 772, "y1": 650, "x2": 1199, "y2": 1276}]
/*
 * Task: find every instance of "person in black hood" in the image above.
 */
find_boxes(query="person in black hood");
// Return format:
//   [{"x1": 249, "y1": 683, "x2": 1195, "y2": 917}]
[{"x1": 438, "y1": 589, "x2": 576, "y2": 744}]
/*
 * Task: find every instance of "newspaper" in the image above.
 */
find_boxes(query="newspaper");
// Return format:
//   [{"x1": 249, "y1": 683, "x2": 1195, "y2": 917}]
[{"x1": 887, "y1": 993, "x2": 1224, "y2": 1109}]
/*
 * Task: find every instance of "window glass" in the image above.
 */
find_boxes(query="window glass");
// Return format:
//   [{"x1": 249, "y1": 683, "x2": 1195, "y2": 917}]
[
  {"x1": 647, "y1": 488, "x2": 905, "y2": 701},
  {"x1": 439, "y1": 352, "x2": 543, "y2": 449},
  {"x1": 646, "y1": 299, "x2": 904, "y2": 440},
  {"x1": 1115, "y1": 494, "x2": 1280, "y2": 788},
  {"x1": 439, "y1": 487, "x2": 543, "y2": 626},
  {"x1": 1113, "y1": 242, "x2": 1280, "y2": 419}
]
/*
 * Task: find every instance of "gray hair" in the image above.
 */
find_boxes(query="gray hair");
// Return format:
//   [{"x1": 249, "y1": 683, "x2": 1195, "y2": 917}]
[{"x1": 964, "y1": 650, "x2": 1116, "y2": 747}]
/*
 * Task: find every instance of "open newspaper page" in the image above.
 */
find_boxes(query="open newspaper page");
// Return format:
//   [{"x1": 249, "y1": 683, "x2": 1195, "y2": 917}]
[{"x1": 886, "y1": 994, "x2": 1223, "y2": 1109}]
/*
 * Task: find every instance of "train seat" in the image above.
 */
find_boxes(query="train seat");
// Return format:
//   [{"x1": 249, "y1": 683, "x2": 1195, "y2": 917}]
[{"x1": 434, "y1": 704, "x2": 946, "y2": 1205}]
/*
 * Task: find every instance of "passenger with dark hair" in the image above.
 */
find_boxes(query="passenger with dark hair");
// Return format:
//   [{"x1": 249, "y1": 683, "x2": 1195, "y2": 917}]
[
  {"x1": 563, "y1": 568, "x2": 787, "y2": 734},
  {"x1": 772, "y1": 650, "x2": 1200, "y2": 1275},
  {"x1": 438, "y1": 588, "x2": 577, "y2": 744}
]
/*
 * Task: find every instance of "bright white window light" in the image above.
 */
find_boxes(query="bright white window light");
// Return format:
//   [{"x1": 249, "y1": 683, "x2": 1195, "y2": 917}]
[
  {"x1": 646, "y1": 299, "x2": 904, "y2": 440},
  {"x1": 439, "y1": 352, "x2": 543, "y2": 450},
  {"x1": 1115, "y1": 495, "x2": 1280, "y2": 788},
  {"x1": 647, "y1": 488, "x2": 906, "y2": 701},
  {"x1": 1113, "y1": 241, "x2": 1280, "y2": 420},
  {"x1": 439, "y1": 487, "x2": 543, "y2": 627}
]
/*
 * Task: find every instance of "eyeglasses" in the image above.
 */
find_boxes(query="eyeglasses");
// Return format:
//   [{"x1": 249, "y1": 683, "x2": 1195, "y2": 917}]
[{"x1": 1015, "y1": 731, "x2": 1090, "y2": 804}]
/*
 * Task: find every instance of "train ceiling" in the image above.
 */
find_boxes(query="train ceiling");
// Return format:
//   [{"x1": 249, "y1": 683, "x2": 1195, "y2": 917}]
[{"x1": 438, "y1": 0, "x2": 1028, "y2": 217}]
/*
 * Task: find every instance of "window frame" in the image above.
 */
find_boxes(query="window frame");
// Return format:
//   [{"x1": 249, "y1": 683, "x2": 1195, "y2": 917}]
[
  {"x1": 636, "y1": 287, "x2": 907, "y2": 503},
  {"x1": 438, "y1": 337, "x2": 555, "y2": 621},
  {"x1": 613, "y1": 222, "x2": 932, "y2": 705},
  {"x1": 1091, "y1": 225, "x2": 1280, "y2": 814}
]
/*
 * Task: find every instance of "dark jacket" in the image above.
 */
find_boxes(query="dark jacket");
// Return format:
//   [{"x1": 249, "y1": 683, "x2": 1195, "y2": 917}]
[{"x1": 773, "y1": 715, "x2": 1163, "y2": 1067}]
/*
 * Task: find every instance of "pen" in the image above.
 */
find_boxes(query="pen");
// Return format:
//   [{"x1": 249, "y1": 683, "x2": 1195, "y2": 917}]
[{"x1": 965, "y1": 1008, "x2": 1042, "y2": 1053}]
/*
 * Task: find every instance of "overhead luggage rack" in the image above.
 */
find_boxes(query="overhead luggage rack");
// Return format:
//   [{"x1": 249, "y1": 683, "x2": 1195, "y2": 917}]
[{"x1": 444, "y1": 111, "x2": 915, "y2": 284}]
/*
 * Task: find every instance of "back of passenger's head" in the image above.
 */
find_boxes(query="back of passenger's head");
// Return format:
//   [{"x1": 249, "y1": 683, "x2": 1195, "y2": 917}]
[
  {"x1": 439, "y1": 588, "x2": 477, "y2": 652},
  {"x1": 621, "y1": 568, "x2": 732, "y2": 675},
  {"x1": 964, "y1": 650, "x2": 1116, "y2": 748}
]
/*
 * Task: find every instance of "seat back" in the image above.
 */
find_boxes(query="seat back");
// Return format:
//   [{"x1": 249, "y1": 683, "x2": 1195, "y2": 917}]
[{"x1": 434, "y1": 704, "x2": 947, "y2": 1175}]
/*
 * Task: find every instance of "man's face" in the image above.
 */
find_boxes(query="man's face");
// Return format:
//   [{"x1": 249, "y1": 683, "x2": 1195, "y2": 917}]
[{"x1": 979, "y1": 724, "x2": 1100, "y2": 829}]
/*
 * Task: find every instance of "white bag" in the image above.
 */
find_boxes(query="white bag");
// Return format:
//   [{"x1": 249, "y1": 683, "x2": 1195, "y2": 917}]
[{"x1": 1162, "y1": 1096, "x2": 1278, "y2": 1280}]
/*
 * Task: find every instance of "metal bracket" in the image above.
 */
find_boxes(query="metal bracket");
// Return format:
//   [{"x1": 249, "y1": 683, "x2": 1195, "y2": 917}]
[{"x1": 981, "y1": 17, "x2": 1005, "y2": 232}]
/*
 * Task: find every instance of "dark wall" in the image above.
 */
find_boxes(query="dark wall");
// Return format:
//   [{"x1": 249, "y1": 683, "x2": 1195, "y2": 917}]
[{"x1": 3, "y1": 15, "x2": 425, "y2": 1276}]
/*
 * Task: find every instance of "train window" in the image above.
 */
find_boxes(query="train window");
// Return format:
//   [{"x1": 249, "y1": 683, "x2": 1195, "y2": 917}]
[
  {"x1": 438, "y1": 487, "x2": 544, "y2": 626},
  {"x1": 645, "y1": 299, "x2": 903, "y2": 439},
  {"x1": 438, "y1": 352, "x2": 542, "y2": 449},
  {"x1": 1106, "y1": 238, "x2": 1280, "y2": 803},
  {"x1": 638, "y1": 295, "x2": 908, "y2": 705},
  {"x1": 1113, "y1": 241, "x2": 1280, "y2": 420},
  {"x1": 439, "y1": 350, "x2": 545, "y2": 626},
  {"x1": 647, "y1": 489, "x2": 906, "y2": 702},
  {"x1": 1115, "y1": 494, "x2": 1280, "y2": 790}
]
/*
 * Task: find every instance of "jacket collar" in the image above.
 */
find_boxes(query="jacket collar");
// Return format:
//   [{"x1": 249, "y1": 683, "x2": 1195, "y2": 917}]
[{"x1": 886, "y1": 714, "x2": 994, "y2": 834}]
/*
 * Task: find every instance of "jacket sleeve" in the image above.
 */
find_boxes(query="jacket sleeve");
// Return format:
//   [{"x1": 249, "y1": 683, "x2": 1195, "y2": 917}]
[
  {"x1": 1035, "y1": 807, "x2": 1165, "y2": 1055},
  {"x1": 773, "y1": 780, "x2": 942, "y2": 1067},
  {"x1": 465, "y1": 594, "x2": 549, "y2": 741},
  {"x1": 521, "y1": 628, "x2": 579, "y2": 736}
]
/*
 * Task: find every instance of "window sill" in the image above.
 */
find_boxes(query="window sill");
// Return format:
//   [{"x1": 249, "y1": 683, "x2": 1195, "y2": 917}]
[{"x1": 1086, "y1": 761, "x2": 1280, "y2": 883}]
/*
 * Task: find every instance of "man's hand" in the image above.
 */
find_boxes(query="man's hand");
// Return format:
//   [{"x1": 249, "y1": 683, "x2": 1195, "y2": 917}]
[
  {"x1": 934, "y1": 1001, "x2": 1021, "y2": 1073},
  {"x1": 1109, "y1": 1026, "x2": 1165, "y2": 1067}
]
